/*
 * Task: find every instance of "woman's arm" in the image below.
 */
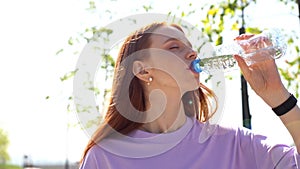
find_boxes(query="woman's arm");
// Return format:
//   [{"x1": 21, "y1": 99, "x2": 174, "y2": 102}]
[
  {"x1": 280, "y1": 105, "x2": 300, "y2": 153},
  {"x1": 234, "y1": 54, "x2": 300, "y2": 154}
]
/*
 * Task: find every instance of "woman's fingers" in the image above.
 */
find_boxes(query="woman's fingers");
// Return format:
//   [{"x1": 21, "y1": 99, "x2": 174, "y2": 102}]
[
  {"x1": 233, "y1": 54, "x2": 250, "y2": 77},
  {"x1": 234, "y1": 34, "x2": 255, "y2": 41}
]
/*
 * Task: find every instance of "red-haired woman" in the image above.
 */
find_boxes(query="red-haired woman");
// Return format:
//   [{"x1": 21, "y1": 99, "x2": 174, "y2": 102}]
[{"x1": 80, "y1": 22, "x2": 300, "y2": 169}]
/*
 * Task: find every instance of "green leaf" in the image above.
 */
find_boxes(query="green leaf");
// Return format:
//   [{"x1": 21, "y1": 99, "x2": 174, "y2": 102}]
[
  {"x1": 55, "y1": 49, "x2": 64, "y2": 55},
  {"x1": 88, "y1": 1, "x2": 96, "y2": 10},
  {"x1": 99, "y1": 27, "x2": 113, "y2": 35},
  {"x1": 60, "y1": 68, "x2": 79, "y2": 82},
  {"x1": 181, "y1": 11, "x2": 185, "y2": 17},
  {"x1": 143, "y1": 5, "x2": 153, "y2": 12},
  {"x1": 68, "y1": 37, "x2": 73, "y2": 45}
]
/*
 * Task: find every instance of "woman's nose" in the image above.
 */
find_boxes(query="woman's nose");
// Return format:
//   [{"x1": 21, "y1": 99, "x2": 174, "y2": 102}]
[{"x1": 186, "y1": 48, "x2": 197, "y2": 60}]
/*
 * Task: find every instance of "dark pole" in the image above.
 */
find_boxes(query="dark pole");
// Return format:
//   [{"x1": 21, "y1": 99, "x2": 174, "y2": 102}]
[
  {"x1": 240, "y1": 1, "x2": 252, "y2": 129},
  {"x1": 65, "y1": 159, "x2": 69, "y2": 169},
  {"x1": 298, "y1": 0, "x2": 300, "y2": 22},
  {"x1": 65, "y1": 115, "x2": 69, "y2": 169}
]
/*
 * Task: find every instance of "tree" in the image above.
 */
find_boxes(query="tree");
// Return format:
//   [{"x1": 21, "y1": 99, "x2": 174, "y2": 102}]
[{"x1": 0, "y1": 129, "x2": 10, "y2": 164}]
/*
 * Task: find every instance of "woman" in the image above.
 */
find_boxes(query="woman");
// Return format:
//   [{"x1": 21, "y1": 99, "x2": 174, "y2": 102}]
[{"x1": 80, "y1": 22, "x2": 300, "y2": 168}]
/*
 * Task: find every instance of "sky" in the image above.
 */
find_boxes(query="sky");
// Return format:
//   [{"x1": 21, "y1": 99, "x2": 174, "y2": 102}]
[{"x1": 0, "y1": 0, "x2": 299, "y2": 166}]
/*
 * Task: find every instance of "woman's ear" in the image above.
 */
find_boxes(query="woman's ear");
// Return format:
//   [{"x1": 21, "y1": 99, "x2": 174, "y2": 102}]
[{"x1": 132, "y1": 60, "x2": 150, "y2": 82}]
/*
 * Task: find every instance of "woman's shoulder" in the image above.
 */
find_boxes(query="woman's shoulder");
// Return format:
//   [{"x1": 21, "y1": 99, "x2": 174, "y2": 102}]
[
  {"x1": 80, "y1": 144, "x2": 109, "y2": 169},
  {"x1": 191, "y1": 119, "x2": 265, "y2": 143},
  {"x1": 86, "y1": 144, "x2": 107, "y2": 157}
]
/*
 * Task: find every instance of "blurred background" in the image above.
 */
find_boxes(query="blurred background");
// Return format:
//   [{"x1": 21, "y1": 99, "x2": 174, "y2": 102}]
[{"x1": 0, "y1": 0, "x2": 299, "y2": 168}]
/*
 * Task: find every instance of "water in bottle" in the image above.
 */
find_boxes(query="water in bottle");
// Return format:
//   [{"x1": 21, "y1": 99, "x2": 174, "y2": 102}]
[{"x1": 191, "y1": 29, "x2": 287, "y2": 73}]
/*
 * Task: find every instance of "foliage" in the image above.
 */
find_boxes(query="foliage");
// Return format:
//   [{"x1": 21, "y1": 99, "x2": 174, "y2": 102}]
[
  {"x1": 279, "y1": 42, "x2": 300, "y2": 98},
  {"x1": 276, "y1": 1, "x2": 300, "y2": 97},
  {"x1": 201, "y1": 0, "x2": 257, "y2": 45},
  {"x1": 0, "y1": 129, "x2": 10, "y2": 164},
  {"x1": 0, "y1": 164, "x2": 21, "y2": 169}
]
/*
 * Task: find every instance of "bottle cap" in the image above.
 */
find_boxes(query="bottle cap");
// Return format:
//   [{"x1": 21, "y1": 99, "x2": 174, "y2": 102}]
[{"x1": 191, "y1": 58, "x2": 202, "y2": 73}]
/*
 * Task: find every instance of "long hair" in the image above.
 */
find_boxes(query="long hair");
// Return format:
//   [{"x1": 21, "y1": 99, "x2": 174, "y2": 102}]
[{"x1": 80, "y1": 22, "x2": 217, "y2": 163}]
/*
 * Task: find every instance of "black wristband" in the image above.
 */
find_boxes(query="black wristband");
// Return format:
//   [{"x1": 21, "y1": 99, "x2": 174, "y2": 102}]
[{"x1": 272, "y1": 93, "x2": 297, "y2": 116}]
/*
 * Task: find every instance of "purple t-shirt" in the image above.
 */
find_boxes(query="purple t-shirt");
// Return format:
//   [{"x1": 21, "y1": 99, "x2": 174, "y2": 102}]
[{"x1": 80, "y1": 117, "x2": 300, "y2": 169}]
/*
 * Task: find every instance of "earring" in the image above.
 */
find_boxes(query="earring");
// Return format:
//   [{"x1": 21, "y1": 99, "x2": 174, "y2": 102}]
[{"x1": 147, "y1": 77, "x2": 153, "y2": 86}]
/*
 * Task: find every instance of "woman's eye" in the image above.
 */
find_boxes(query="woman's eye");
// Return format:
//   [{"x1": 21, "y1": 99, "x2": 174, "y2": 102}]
[{"x1": 169, "y1": 46, "x2": 179, "y2": 50}]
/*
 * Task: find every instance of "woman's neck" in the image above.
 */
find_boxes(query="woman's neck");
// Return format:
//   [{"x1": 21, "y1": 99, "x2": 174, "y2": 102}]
[{"x1": 140, "y1": 90, "x2": 187, "y2": 133}]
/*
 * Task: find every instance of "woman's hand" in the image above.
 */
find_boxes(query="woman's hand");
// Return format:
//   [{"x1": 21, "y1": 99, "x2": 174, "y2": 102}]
[
  {"x1": 234, "y1": 54, "x2": 290, "y2": 108},
  {"x1": 234, "y1": 34, "x2": 290, "y2": 108}
]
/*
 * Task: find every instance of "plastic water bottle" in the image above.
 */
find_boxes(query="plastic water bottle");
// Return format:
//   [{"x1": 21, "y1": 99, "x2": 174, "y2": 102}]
[{"x1": 191, "y1": 29, "x2": 287, "y2": 73}]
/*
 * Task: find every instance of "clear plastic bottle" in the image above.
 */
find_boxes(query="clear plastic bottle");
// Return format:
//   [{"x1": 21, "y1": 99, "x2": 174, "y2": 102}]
[{"x1": 191, "y1": 29, "x2": 287, "y2": 73}]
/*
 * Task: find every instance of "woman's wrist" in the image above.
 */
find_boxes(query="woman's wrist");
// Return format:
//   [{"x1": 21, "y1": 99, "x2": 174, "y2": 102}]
[
  {"x1": 260, "y1": 88, "x2": 290, "y2": 108},
  {"x1": 272, "y1": 93, "x2": 297, "y2": 116}
]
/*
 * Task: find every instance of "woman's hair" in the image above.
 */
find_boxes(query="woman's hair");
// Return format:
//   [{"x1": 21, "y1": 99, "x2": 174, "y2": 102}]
[{"x1": 80, "y1": 22, "x2": 217, "y2": 162}]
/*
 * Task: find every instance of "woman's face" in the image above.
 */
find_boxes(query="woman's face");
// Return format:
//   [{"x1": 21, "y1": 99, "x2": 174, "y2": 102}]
[{"x1": 145, "y1": 25, "x2": 200, "y2": 93}]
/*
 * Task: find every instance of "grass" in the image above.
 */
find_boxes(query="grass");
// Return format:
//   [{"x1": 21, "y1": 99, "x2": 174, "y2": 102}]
[{"x1": 0, "y1": 164, "x2": 22, "y2": 169}]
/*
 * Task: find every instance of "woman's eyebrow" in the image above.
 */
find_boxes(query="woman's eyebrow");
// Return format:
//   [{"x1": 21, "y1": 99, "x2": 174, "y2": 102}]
[
  {"x1": 163, "y1": 37, "x2": 179, "y2": 44},
  {"x1": 163, "y1": 37, "x2": 192, "y2": 48}
]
